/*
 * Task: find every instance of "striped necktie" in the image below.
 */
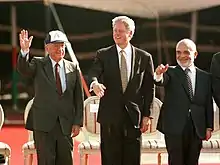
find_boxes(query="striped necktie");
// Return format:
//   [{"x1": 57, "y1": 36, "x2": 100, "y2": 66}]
[
  {"x1": 185, "y1": 68, "x2": 193, "y2": 100},
  {"x1": 55, "y1": 63, "x2": 62, "y2": 96}
]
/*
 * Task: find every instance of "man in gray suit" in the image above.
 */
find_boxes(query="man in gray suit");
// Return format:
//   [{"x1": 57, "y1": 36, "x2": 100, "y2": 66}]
[{"x1": 17, "y1": 29, "x2": 84, "y2": 165}]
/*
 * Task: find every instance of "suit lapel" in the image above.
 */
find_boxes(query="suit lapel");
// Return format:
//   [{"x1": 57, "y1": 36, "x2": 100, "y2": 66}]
[
  {"x1": 126, "y1": 46, "x2": 140, "y2": 86},
  {"x1": 64, "y1": 60, "x2": 73, "y2": 92},
  {"x1": 43, "y1": 56, "x2": 56, "y2": 88},
  {"x1": 112, "y1": 45, "x2": 139, "y2": 93},
  {"x1": 109, "y1": 46, "x2": 124, "y2": 92},
  {"x1": 130, "y1": 46, "x2": 139, "y2": 81},
  {"x1": 122, "y1": 46, "x2": 141, "y2": 95},
  {"x1": 193, "y1": 67, "x2": 200, "y2": 100}
]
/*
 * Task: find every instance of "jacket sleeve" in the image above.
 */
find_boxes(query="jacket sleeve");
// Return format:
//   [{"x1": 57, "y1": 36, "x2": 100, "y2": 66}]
[
  {"x1": 206, "y1": 74, "x2": 214, "y2": 130},
  {"x1": 88, "y1": 50, "x2": 104, "y2": 85},
  {"x1": 154, "y1": 71, "x2": 170, "y2": 87},
  {"x1": 210, "y1": 52, "x2": 220, "y2": 108},
  {"x1": 142, "y1": 54, "x2": 155, "y2": 117},
  {"x1": 17, "y1": 52, "x2": 36, "y2": 78}
]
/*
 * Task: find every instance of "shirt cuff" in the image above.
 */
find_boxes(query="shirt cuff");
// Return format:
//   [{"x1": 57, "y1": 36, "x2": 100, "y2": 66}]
[
  {"x1": 20, "y1": 49, "x2": 29, "y2": 57},
  {"x1": 154, "y1": 72, "x2": 163, "y2": 82}
]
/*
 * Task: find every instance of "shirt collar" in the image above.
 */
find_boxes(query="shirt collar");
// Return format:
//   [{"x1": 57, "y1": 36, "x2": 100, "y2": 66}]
[
  {"x1": 181, "y1": 64, "x2": 196, "y2": 73},
  {"x1": 49, "y1": 56, "x2": 64, "y2": 68},
  {"x1": 116, "y1": 43, "x2": 131, "y2": 55}
]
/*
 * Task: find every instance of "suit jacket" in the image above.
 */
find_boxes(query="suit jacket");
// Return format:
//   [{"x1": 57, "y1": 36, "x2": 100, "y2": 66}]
[
  {"x1": 156, "y1": 65, "x2": 213, "y2": 139},
  {"x1": 210, "y1": 52, "x2": 220, "y2": 108},
  {"x1": 17, "y1": 53, "x2": 84, "y2": 135},
  {"x1": 88, "y1": 45, "x2": 155, "y2": 128}
]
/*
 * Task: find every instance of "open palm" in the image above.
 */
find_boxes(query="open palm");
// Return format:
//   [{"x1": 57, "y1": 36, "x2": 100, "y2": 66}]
[{"x1": 19, "y1": 29, "x2": 33, "y2": 52}]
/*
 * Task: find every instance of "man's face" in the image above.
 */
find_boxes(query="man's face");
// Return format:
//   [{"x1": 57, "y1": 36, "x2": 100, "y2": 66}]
[
  {"x1": 176, "y1": 42, "x2": 197, "y2": 67},
  {"x1": 45, "y1": 42, "x2": 65, "y2": 62},
  {"x1": 113, "y1": 21, "x2": 132, "y2": 49}
]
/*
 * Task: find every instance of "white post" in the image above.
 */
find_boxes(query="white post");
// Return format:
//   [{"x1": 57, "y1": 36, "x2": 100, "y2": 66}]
[{"x1": 190, "y1": 11, "x2": 198, "y2": 42}]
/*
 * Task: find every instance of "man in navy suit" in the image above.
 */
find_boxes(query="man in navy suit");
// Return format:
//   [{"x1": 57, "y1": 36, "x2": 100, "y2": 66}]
[
  {"x1": 155, "y1": 39, "x2": 213, "y2": 165},
  {"x1": 88, "y1": 16, "x2": 155, "y2": 165}
]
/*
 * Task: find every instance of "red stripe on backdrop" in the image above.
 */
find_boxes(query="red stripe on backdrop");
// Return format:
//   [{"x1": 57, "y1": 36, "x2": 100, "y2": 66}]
[
  {"x1": 12, "y1": 47, "x2": 18, "y2": 108},
  {"x1": 80, "y1": 72, "x2": 90, "y2": 98},
  {"x1": 12, "y1": 47, "x2": 17, "y2": 69}
]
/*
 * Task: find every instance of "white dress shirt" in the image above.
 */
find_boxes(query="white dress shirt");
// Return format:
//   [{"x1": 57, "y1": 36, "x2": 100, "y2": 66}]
[
  {"x1": 49, "y1": 57, "x2": 66, "y2": 93},
  {"x1": 116, "y1": 43, "x2": 132, "y2": 81},
  {"x1": 90, "y1": 44, "x2": 132, "y2": 91}
]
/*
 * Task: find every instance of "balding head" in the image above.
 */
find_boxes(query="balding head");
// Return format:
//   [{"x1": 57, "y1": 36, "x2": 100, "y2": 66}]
[{"x1": 176, "y1": 38, "x2": 197, "y2": 52}]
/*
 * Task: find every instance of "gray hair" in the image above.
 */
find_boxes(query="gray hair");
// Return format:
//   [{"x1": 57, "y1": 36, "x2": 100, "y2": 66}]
[
  {"x1": 112, "y1": 16, "x2": 135, "y2": 38},
  {"x1": 176, "y1": 38, "x2": 197, "y2": 51}
]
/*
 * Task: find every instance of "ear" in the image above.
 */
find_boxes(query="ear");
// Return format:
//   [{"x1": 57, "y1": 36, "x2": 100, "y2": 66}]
[
  {"x1": 45, "y1": 44, "x2": 50, "y2": 52},
  {"x1": 128, "y1": 30, "x2": 133, "y2": 38},
  {"x1": 194, "y1": 51, "x2": 198, "y2": 59}
]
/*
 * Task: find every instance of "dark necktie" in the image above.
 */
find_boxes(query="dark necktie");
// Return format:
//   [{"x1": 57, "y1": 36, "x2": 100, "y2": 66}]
[
  {"x1": 185, "y1": 68, "x2": 193, "y2": 100},
  {"x1": 120, "y1": 50, "x2": 128, "y2": 92},
  {"x1": 55, "y1": 63, "x2": 62, "y2": 96}
]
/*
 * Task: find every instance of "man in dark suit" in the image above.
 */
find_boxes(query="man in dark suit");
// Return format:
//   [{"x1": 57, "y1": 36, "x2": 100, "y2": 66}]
[
  {"x1": 88, "y1": 16, "x2": 155, "y2": 165},
  {"x1": 210, "y1": 52, "x2": 220, "y2": 108},
  {"x1": 155, "y1": 39, "x2": 213, "y2": 165},
  {"x1": 17, "y1": 29, "x2": 84, "y2": 165}
]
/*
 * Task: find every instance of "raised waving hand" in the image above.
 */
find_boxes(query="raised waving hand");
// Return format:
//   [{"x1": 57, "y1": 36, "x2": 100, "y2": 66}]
[{"x1": 19, "y1": 29, "x2": 33, "y2": 52}]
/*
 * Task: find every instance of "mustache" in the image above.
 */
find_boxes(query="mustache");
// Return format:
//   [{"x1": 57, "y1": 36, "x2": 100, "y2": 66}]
[{"x1": 178, "y1": 57, "x2": 190, "y2": 60}]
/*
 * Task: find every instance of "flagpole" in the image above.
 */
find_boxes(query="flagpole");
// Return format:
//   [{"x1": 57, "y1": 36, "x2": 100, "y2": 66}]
[
  {"x1": 11, "y1": 5, "x2": 18, "y2": 110},
  {"x1": 47, "y1": 2, "x2": 91, "y2": 98}
]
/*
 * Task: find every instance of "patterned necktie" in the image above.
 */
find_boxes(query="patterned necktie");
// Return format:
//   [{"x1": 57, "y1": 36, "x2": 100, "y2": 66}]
[
  {"x1": 120, "y1": 50, "x2": 128, "y2": 92},
  {"x1": 185, "y1": 68, "x2": 193, "y2": 100},
  {"x1": 55, "y1": 63, "x2": 62, "y2": 96}
]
